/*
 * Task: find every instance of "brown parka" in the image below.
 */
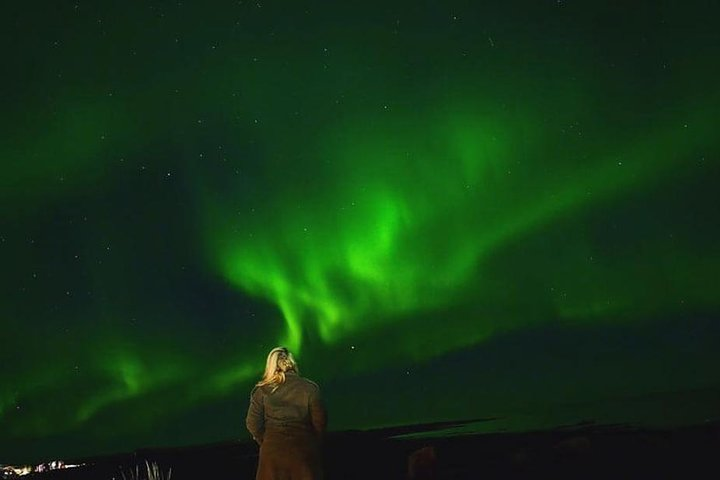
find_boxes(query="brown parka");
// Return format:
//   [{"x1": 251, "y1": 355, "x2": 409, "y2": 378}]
[{"x1": 246, "y1": 371, "x2": 327, "y2": 480}]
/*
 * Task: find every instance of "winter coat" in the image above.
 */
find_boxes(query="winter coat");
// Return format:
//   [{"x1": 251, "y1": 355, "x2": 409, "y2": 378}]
[{"x1": 246, "y1": 372, "x2": 327, "y2": 480}]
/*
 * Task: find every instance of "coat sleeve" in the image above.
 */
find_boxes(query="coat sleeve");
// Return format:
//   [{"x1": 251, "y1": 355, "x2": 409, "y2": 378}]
[
  {"x1": 245, "y1": 386, "x2": 265, "y2": 445},
  {"x1": 308, "y1": 384, "x2": 327, "y2": 437}
]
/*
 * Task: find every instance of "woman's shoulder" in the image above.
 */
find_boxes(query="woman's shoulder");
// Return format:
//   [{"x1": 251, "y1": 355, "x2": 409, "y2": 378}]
[
  {"x1": 250, "y1": 384, "x2": 268, "y2": 397},
  {"x1": 299, "y1": 376, "x2": 321, "y2": 391}
]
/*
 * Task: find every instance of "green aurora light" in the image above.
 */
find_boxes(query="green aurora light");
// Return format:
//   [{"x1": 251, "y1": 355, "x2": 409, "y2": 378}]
[{"x1": 1, "y1": 0, "x2": 719, "y2": 463}]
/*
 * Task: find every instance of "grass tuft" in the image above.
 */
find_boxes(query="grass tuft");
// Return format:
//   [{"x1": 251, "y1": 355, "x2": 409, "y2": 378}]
[{"x1": 117, "y1": 461, "x2": 172, "y2": 480}]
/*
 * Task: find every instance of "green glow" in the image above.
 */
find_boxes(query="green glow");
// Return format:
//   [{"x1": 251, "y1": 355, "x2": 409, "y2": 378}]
[
  {"x1": 209, "y1": 101, "x2": 716, "y2": 360},
  {"x1": 76, "y1": 349, "x2": 182, "y2": 422},
  {"x1": 1, "y1": 0, "x2": 719, "y2": 463}
]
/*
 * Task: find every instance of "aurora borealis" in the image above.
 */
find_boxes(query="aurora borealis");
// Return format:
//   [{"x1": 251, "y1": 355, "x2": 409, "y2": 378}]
[{"x1": 2, "y1": 0, "x2": 719, "y2": 463}]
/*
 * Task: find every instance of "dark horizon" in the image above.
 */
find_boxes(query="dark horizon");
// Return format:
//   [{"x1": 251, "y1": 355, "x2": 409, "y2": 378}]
[{"x1": 2, "y1": 0, "x2": 719, "y2": 464}]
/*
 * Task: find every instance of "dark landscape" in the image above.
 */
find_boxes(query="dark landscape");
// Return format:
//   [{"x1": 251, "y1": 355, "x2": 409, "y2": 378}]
[{"x1": 12, "y1": 418, "x2": 720, "y2": 480}]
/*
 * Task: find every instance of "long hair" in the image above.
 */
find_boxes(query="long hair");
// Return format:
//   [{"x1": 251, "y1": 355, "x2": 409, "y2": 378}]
[{"x1": 256, "y1": 346, "x2": 298, "y2": 391}]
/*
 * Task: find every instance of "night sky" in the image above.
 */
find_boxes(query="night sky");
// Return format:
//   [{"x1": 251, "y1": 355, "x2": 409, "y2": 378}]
[{"x1": 2, "y1": 0, "x2": 720, "y2": 464}]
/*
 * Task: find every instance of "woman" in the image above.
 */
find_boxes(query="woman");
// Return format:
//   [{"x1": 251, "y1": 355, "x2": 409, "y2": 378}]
[{"x1": 246, "y1": 347, "x2": 327, "y2": 480}]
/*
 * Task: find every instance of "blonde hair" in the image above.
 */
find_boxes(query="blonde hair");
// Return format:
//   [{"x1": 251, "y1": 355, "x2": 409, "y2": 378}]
[{"x1": 256, "y1": 346, "x2": 298, "y2": 391}]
